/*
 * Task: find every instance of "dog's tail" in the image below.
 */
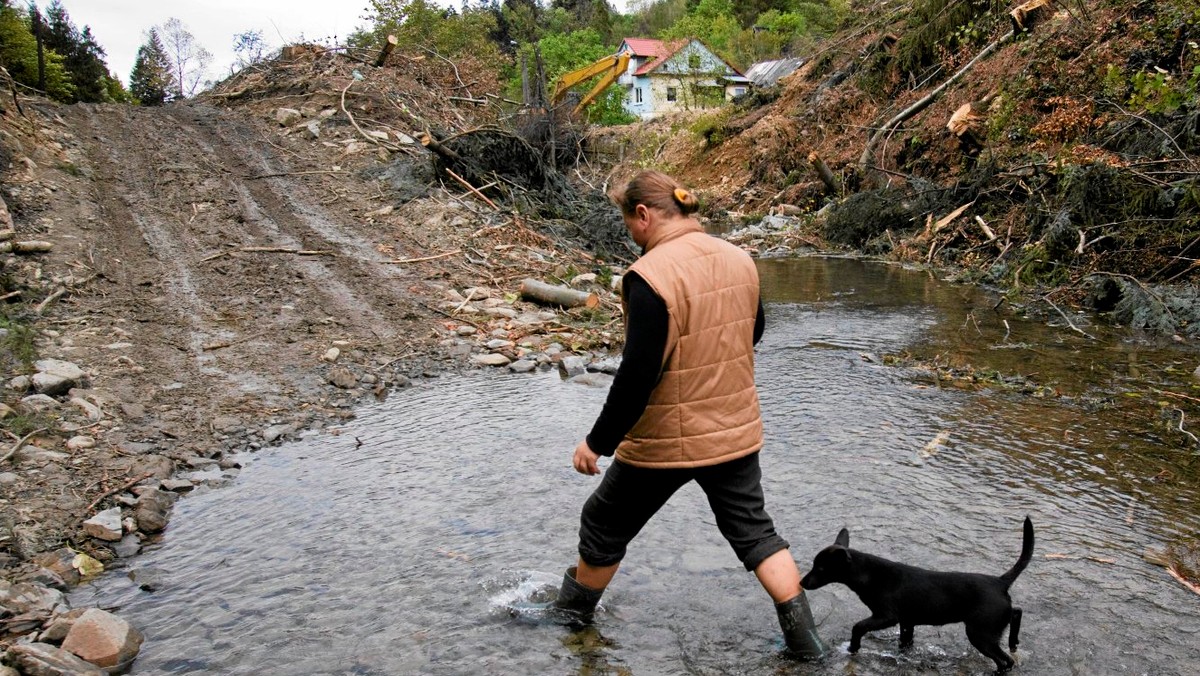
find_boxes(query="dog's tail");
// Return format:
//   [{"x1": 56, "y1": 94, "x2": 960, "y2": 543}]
[{"x1": 999, "y1": 516, "x2": 1035, "y2": 588}]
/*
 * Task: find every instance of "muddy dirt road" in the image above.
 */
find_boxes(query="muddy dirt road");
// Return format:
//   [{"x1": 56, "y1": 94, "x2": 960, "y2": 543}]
[{"x1": 3, "y1": 99, "x2": 594, "y2": 582}]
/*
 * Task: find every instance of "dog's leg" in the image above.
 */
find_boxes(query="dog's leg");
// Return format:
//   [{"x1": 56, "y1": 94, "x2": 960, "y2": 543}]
[
  {"x1": 1008, "y1": 607, "x2": 1022, "y2": 651},
  {"x1": 849, "y1": 615, "x2": 897, "y2": 653},
  {"x1": 899, "y1": 624, "x2": 914, "y2": 650},
  {"x1": 966, "y1": 626, "x2": 1015, "y2": 673}
]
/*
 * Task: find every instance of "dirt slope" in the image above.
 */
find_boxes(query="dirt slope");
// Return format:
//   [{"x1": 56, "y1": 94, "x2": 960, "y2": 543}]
[
  {"x1": 0, "y1": 76, "x2": 626, "y2": 605},
  {"x1": 64, "y1": 102, "x2": 430, "y2": 411}
]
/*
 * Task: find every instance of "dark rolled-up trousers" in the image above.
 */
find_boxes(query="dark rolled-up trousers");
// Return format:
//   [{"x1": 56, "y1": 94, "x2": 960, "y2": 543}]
[{"x1": 577, "y1": 451, "x2": 789, "y2": 572}]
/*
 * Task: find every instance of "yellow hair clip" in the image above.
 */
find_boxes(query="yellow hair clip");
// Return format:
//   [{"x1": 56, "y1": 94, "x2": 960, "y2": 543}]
[{"x1": 673, "y1": 188, "x2": 690, "y2": 202}]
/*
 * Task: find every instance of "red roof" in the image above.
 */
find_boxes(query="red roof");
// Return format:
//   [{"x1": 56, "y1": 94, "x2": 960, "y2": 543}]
[{"x1": 621, "y1": 38, "x2": 689, "y2": 76}]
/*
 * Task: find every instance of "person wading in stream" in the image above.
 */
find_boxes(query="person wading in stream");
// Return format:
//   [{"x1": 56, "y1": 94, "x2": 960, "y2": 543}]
[{"x1": 549, "y1": 170, "x2": 827, "y2": 659}]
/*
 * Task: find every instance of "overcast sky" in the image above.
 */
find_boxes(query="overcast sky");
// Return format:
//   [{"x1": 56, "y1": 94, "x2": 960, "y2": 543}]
[{"x1": 50, "y1": 1, "x2": 632, "y2": 88}]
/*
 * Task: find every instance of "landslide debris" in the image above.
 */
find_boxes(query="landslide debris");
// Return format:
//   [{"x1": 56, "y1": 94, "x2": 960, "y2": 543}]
[
  {"x1": 0, "y1": 41, "x2": 635, "y2": 661},
  {"x1": 651, "y1": 0, "x2": 1200, "y2": 337}
]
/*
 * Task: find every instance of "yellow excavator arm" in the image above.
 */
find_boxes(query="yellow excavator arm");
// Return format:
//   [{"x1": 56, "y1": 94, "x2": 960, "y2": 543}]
[{"x1": 551, "y1": 52, "x2": 631, "y2": 116}]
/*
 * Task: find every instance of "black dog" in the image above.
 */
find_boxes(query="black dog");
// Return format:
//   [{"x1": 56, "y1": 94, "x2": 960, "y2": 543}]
[{"x1": 800, "y1": 516, "x2": 1034, "y2": 672}]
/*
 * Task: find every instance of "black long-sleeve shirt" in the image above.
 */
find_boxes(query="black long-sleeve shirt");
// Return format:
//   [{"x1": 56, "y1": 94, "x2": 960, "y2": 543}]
[{"x1": 585, "y1": 271, "x2": 765, "y2": 456}]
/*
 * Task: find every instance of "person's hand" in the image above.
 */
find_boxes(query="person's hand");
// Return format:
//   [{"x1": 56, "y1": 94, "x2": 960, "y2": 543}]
[{"x1": 572, "y1": 439, "x2": 602, "y2": 475}]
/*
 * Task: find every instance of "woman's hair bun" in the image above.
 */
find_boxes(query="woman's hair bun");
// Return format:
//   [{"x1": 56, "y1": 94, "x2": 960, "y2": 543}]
[{"x1": 673, "y1": 187, "x2": 699, "y2": 215}]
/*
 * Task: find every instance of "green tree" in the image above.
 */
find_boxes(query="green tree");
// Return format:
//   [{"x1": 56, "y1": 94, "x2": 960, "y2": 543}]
[
  {"x1": 38, "y1": 1, "x2": 115, "y2": 102},
  {"x1": 520, "y1": 28, "x2": 634, "y2": 125},
  {"x1": 355, "y1": 0, "x2": 498, "y2": 58},
  {"x1": 0, "y1": 4, "x2": 73, "y2": 99},
  {"x1": 660, "y1": 0, "x2": 741, "y2": 63},
  {"x1": 129, "y1": 27, "x2": 173, "y2": 105}
]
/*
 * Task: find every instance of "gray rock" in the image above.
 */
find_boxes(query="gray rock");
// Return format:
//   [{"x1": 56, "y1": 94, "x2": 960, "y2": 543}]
[
  {"x1": 7, "y1": 642, "x2": 105, "y2": 676},
  {"x1": 68, "y1": 397, "x2": 102, "y2": 420},
  {"x1": 485, "y1": 339, "x2": 514, "y2": 349},
  {"x1": 262, "y1": 424, "x2": 295, "y2": 443},
  {"x1": 570, "y1": 273, "x2": 597, "y2": 287},
  {"x1": 471, "y1": 353, "x2": 511, "y2": 367},
  {"x1": 558, "y1": 356, "x2": 587, "y2": 379},
  {"x1": 0, "y1": 472, "x2": 18, "y2": 484},
  {"x1": 118, "y1": 441, "x2": 155, "y2": 455},
  {"x1": 455, "y1": 325, "x2": 477, "y2": 336},
  {"x1": 275, "y1": 107, "x2": 302, "y2": 126},
  {"x1": 35, "y1": 358, "x2": 86, "y2": 381},
  {"x1": 133, "y1": 488, "x2": 175, "y2": 533},
  {"x1": 113, "y1": 534, "x2": 142, "y2": 558},
  {"x1": 8, "y1": 375, "x2": 31, "y2": 391},
  {"x1": 82, "y1": 508, "x2": 123, "y2": 541},
  {"x1": 127, "y1": 567, "x2": 168, "y2": 592},
  {"x1": 31, "y1": 548, "x2": 83, "y2": 587},
  {"x1": 327, "y1": 366, "x2": 358, "y2": 389},
  {"x1": 20, "y1": 393, "x2": 60, "y2": 412},
  {"x1": 508, "y1": 360, "x2": 537, "y2": 373},
  {"x1": 483, "y1": 307, "x2": 518, "y2": 319},
  {"x1": 66, "y1": 436, "x2": 96, "y2": 451},
  {"x1": 587, "y1": 358, "x2": 621, "y2": 375},
  {"x1": 32, "y1": 359, "x2": 85, "y2": 395},
  {"x1": 0, "y1": 579, "x2": 66, "y2": 617},
  {"x1": 61, "y1": 607, "x2": 145, "y2": 670},
  {"x1": 304, "y1": 120, "x2": 321, "y2": 139},
  {"x1": 322, "y1": 347, "x2": 341, "y2": 363},
  {"x1": 569, "y1": 372, "x2": 615, "y2": 388},
  {"x1": 1194, "y1": 364, "x2": 1200, "y2": 380},
  {"x1": 119, "y1": 402, "x2": 146, "y2": 419},
  {"x1": 211, "y1": 415, "x2": 242, "y2": 432},
  {"x1": 130, "y1": 454, "x2": 174, "y2": 479},
  {"x1": 160, "y1": 479, "x2": 194, "y2": 492},
  {"x1": 0, "y1": 402, "x2": 15, "y2": 418}
]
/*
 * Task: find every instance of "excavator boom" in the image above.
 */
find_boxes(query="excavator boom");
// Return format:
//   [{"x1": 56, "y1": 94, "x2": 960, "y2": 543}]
[{"x1": 551, "y1": 52, "x2": 631, "y2": 116}]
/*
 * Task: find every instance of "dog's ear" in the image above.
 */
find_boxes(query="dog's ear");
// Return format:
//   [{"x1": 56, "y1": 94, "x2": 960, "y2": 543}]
[{"x1": 835, "y1": 528, "x2": 849, "y2": 547}]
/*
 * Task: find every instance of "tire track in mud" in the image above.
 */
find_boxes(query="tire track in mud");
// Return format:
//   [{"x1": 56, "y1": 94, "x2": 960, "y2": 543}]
[
  {"x1": 66, "y1": 103, "x2": 427, "y2": 406},
  {"x1": 165, "y1": 105, "x2": 419, "y2": 339}
]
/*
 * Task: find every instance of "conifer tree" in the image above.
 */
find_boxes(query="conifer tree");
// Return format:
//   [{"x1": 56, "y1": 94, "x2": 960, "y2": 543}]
[
  {"x1": 39, "y1": 0, "x2": 112, "y2": 102},
  {"x1": 130, "y1": 28, "x2": 173, "y2": 105}
]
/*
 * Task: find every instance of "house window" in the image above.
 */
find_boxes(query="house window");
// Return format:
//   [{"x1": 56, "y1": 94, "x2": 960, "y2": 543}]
[
  {"x1": 635, "y1": 88, "x2": 643, "y2": 104},
  {"x1": 666, "y1": 87, "x2": 677, "y2": 102},
  {"x1": 688, "y1": 53, "x2": 701, "y2": 70},
  {"x1": 734, "y1": 87, "x2": 746, "y2": 96}
]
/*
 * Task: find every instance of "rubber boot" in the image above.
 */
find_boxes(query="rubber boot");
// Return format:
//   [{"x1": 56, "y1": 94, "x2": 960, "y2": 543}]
[
  {"x1": 775, "y1": 590, "x2": 827, "y2": 659},
  {"x1": 551, "y1": 566, "x2": 604, "y2": 625}
]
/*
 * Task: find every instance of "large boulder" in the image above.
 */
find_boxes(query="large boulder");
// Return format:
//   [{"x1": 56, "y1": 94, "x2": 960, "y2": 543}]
[
  {"x1": 31, "y1": 359, "x2": 86, "y2": 397},
  {"x1": 133, "y1": 488, "x2": 175, "y2": 533},
  {"x1": 61, "y1": 608, "x2": 144, "y2": 670}
]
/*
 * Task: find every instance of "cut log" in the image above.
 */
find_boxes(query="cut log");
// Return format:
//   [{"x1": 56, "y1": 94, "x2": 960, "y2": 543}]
[
  {"x1": 418, "y1": 132, "x2": 461, "y2": 161},
  {"x1": 0, "y1": 240, "x2": 53, "y2": 254},
  {"x1": 808, "y1": 152, "x2": 842, "y2": 194},
  {"x1": 1011, "y1": 0, "x2": 1054, "y2": 33},
  {"x1": 375, "y1": 34, "x2": 398, "y2": 67},
  {"x1": 519, "y1": 278, "x2": 599, "y2": 309}
]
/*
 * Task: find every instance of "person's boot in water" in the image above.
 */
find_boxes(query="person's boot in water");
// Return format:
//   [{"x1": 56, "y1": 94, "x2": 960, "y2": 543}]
[
  {"x1": 551, "y1": 566, "x2": 604, "y2": 625},
  {"x1": 775, "y1": 589, "x2": 827, "y2": 659}
]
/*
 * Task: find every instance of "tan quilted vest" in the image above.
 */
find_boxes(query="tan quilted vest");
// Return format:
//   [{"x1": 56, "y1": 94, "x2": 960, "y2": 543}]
[{"x1": 615, "y1": 218, "x2": 764, "y2": 468}]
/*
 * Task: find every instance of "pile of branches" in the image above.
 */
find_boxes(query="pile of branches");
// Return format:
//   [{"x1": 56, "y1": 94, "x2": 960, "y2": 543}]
[{"x1": 427, "y1": 126, "x2": 633, "y2": 263}]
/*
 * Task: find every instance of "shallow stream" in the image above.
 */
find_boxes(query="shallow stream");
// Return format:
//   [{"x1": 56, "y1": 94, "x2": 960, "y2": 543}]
[{"x1": 72, "y1": 257, "x2": 1200, "y2": 675}]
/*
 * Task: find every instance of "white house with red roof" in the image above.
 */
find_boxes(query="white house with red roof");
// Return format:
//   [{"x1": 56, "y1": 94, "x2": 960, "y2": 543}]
[{"x1": 616, "y1": 37, "x2": 750, "y2": 119}]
